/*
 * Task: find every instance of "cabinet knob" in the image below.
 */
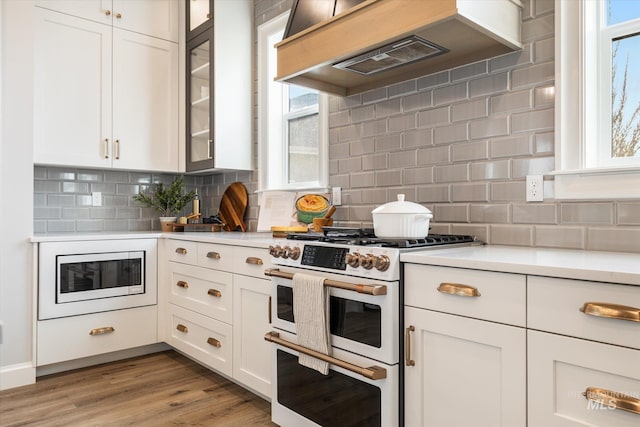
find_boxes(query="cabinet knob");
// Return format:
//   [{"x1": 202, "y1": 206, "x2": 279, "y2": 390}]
[
  {"x1": 105, "y1": 10, "x2": 111, "y2": 16},
  {"x1": 115, "y1": 12, "x2": 122, "y2": 19}
]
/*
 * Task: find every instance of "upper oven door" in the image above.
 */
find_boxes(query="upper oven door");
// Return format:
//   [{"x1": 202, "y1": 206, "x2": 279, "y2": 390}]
[{"x1": 269, "y1": 267, "x2": 399, "y2": 365}]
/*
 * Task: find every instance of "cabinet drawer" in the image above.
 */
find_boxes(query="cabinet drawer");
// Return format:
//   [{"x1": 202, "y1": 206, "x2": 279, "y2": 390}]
[
  {"x1": 233, "y1": 246, "x2": 273, "y2": 278},
  {"x1": 528, "y1": 330, "x2": 640, "y2": 427},
  {"x1": 528, "y1": 276, "x2": 640, "y2": 349},
  {"x1": 37, "y1": 305, "x2": 158, "y2": 366},
  {"x1": 166, "y1": 239, "x2": 198, "y2": 264},
  {"x1": 196, "y1": 242, "x2": 233, "y2": 272},
  {"x1": 404, "y1": 264, "x2": 526, "y2": 326},
  {"x1": 168, "y1": 262, "x2": 233, "y2": 323},
  {"x1": 168, "y1": 304, "x2": 233, "y2": 377}
]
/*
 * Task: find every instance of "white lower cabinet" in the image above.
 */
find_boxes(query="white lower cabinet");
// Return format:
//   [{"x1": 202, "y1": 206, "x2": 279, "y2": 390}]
[
  {"x1": 233, "y1": 274, "x2": 272, "y2": 397},
  {"x1": 528, "y1": 330, "x2": 640, "y2": 427},
  {"x1": 37, "y1": 305, "x2": 157, "y2": 366},
  {"x1": 163, "y1": 240, "x2": 272, "y2": 397},
  {"x1": 168, "y1": 303, "x2": 233, "y2": 377},
  {"x1": 404, "y1": 307, "x2": 526, "y2": 427}
]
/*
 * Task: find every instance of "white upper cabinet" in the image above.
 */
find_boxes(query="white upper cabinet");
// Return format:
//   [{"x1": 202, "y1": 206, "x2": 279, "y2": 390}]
[
  {"x1": 33, "y1": 2, "x2": 179, "y2": 172},
  {"x1": 34, "y1": 0, "x2": 179, "y2": 41}
]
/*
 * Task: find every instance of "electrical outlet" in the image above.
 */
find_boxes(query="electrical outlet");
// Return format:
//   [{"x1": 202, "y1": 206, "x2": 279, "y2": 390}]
[
  {"x1": 332, "y1": 187, "x2": 342, "y2": 206},
  {"x1": 91, "y1": 192, "x2": 102, "y2": 207},
  {"x1": 526, "y1": 175, "x2": 544, "y2": 202}
]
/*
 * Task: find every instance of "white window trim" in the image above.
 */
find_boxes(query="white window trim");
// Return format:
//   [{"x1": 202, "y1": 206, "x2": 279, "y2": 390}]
[
  {"x1": 257, "y1": 12, "x2": 328, "y2": 193},
  {"x1": 554, "y1": 0, "x2": 640, "y2": 200}
]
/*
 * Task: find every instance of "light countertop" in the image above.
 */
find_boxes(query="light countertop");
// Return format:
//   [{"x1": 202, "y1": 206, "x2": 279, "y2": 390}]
[{"x1": 401, "y1": 245, "x2": 640, "y2": 285}]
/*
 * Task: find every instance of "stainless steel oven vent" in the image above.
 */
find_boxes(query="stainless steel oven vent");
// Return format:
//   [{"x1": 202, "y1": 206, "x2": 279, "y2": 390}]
[{"x1": 333, "y1": 35, "x2": 448, "y2": 75}]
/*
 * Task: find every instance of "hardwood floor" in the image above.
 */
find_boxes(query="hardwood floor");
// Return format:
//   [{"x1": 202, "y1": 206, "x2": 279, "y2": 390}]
[{"x1": 0, "y1": 351, "x2": 276, "y2": 426}]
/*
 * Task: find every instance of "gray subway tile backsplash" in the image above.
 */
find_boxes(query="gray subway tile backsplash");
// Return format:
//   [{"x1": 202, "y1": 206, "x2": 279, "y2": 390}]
[{"x1": 33, "y1": 0, "x2": 640, "y2": 253}]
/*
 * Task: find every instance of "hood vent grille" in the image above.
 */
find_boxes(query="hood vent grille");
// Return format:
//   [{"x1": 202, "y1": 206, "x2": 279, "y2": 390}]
[{"x1": 333, "y1": 35, "x2": 448, "y2": 75}]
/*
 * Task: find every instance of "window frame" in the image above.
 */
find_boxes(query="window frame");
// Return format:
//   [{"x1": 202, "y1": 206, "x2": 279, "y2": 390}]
[
  {"x1": 257, "y1": 12, "x2": 328, "y2": 193},
  {"x1": 554, "y1": 0, "x2": 640, "y2": 199}
]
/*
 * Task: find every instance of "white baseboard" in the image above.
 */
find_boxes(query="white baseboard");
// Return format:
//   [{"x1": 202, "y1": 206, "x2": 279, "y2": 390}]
[{"x1": 0, "y1": 362, "x2": 36, "y2": 390}]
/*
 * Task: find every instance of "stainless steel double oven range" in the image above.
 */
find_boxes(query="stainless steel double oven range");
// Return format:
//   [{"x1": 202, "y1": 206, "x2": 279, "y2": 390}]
[{"x1": 265, "y1": 228, "x2": 478, "y2": 427}]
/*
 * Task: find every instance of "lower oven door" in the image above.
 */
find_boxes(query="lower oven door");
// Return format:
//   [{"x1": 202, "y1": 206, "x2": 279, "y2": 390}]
[
  {"x1": 270, "y1": 268, "x2": 398, "y2": 365},
  {"x1": 268, "y1": 330, "x2": 398, "y2": 427}
]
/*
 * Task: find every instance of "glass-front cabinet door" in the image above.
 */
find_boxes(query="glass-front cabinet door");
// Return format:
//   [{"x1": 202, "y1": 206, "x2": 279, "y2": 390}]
[
  {"x1": 186, "y1": 0, "x2": 213, "y2": 38},
  {"x1": 186, "y1": 28, "x2": 214, "y2": 172}
]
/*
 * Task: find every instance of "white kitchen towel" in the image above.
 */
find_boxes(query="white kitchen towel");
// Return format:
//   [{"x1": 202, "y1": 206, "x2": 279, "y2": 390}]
[{"x1": 292, "y1": 272, "x2": 332, "y2": 375}]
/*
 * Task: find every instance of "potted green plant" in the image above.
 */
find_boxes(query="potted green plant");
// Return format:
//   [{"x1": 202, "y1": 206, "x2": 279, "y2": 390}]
[{"x1": 133, "y1": 176, "x2": 196, "y2": 231}]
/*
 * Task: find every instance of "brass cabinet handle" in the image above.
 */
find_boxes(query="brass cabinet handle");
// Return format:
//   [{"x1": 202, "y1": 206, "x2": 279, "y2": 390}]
[
  {"x1": 115, "y1": 139, "x2": 120, "y2": 159},
  {"x1": 207, "y1": 337, "x2": 221, "y2": 348},
  {"x1": 405, "y1": 325, "x2": 415, "y2": 366},
  {"x1": 206, "y1": 251, "x2": 221, "y2": 260},
  {"x1": 246, "y1": 257, "x2": 263, "y2": 265},
  {"x1": 265, "y1": 331, "x2": 387, "y2": 380},
  {"x1": 583, "y1": 387, "x2": 640, "y2": 415},
  {"x1": 579, "y1": 302, "x2": 640, "y2": 323},
  {"x1": 207, "y1": 139, "x2": 213, "y2": 159},
  {"x1": 89, "y1": 326, "x2": 115, "y2": 336},
  {"x1": 176, "y1": 324, "x2": 188, "y2": 333},
  {"x1": 105, "y1": 10, "x2": 111, "y2": 16},
  {"x1": 176, "y1": 280, "x2": 189, "y2": 289},
  {"x1": 103, "y1": 138, "x2": 110, "y2": 159},
  {"x1": 175, "y1": 247, "x2": 187, "y2": 254},
  {"x1": 437, "y1": 282, "x2": 481, "y2": 297},
  {"x1": 207, "y1": 289, "x2": 221, "y2": 298}
]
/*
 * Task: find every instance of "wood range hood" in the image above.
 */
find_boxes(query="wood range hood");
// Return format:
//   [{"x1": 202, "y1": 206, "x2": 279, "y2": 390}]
[{"x1": 275, "y1": 0, "x2": 523, "y2": 96}]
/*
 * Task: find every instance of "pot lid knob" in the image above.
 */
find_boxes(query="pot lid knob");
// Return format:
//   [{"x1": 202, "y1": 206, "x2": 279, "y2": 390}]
[{"x1": 397, "y1": 194, "x2": 405, "y2": 202}]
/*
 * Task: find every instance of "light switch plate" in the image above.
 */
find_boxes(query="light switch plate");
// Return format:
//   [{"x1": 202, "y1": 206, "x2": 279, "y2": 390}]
[
  {"x1": 332, "y1": 187, "x2": 342, "y2": 206},
  {"x1": 91, "y1": 192, "x2": 102, "y2": 207}
]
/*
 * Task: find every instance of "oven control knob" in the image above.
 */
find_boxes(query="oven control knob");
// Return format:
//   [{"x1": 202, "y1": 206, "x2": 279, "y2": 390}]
[
  {"x1": 345, "y1": 252, "x2": 361, "y2": 268},
  {"x1": 361, "y1": 254, "x2": 376, "y2": 270},
  {"x1": 288, "y1": 246, "x2": 300, "y2": 260},
  {"x1": 374, "y1": 255, "x2": 391, "y2": 272},
  {"x1": 281, "y1": 246, "x2": 290, "y2": 259},
  {"x1": 269, "y1": 245, "x2": 283, "y2": 258}
]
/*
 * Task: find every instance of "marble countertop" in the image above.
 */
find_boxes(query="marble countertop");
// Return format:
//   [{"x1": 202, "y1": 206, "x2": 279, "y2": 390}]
[{"x1": 401, "y1": 245, "x2": 640, "y2": 285}]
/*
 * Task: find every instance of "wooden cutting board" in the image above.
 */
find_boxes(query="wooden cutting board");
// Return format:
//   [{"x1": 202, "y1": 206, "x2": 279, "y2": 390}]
[{"x1": 218, "y1": 182, "x2": 248, "y2": 232}]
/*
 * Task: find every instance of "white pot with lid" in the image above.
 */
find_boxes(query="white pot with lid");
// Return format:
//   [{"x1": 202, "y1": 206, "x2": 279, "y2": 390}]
[{"x1": 371, "y1": 194, "x2": 433, "y2": 239}]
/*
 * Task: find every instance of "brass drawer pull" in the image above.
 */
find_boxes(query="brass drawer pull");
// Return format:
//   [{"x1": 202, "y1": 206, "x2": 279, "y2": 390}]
[
  {"x1": 580, "y1": 302, "x2": 640, "y2": 323},
  {"x1": 176, "y1": 324, "x2": 188, "y2": 333},
  {"x1": 583, "y1": 387, "x2": 640, "y2": 415},
  {"x1": 265, "y1": 331, "x2": 386, "y2": 380},
  {"x1": 246, "y1": 257, "x2": 263, "y2": 265},
  {"x1": 437, "y1": 282, "x2": 481, "y2": 297},
  {"x1": 89, "y1": 326, "x2": 115, "y2": 336},
  {"x1": 176, "y1": 280, "x2": 189, "y2": 289},
  {"x1": 208, "y1": 289, "x2": 222, "y2": 298},
  {"x1": 175, "y1": 247, "x2": 188, "y2": 255},
  {"x1": 206, "y1": 251, "x2": 221, "y2": 259},
  {"x1": 405, "y1": 325, "x2": 415, "y2": 366},
  {"x1": 207, "y1": 337, "x2": 222, "y2": 348}
]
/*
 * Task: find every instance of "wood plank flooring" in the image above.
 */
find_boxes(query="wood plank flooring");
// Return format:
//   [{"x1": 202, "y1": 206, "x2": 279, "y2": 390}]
[{"x1": 0, "y1": 350, "x2": 276, "y2": 427}]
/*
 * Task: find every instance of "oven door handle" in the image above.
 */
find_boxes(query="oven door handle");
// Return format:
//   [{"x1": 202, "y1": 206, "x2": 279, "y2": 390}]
[
  {"x1": 264, "y1": 331, "x2": 387, "y2": 380},
  {"x1": 264, "y1": 268, "x2": 387, "y2": 296}
]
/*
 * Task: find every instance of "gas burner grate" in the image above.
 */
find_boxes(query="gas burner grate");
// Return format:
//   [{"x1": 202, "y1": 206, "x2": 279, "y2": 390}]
[{"x1": 287, "y1": 231, "x2": 476, "y2": 248}]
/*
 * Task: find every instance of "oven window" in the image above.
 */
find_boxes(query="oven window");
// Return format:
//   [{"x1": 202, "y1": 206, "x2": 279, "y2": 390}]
[
  {"x1": 277, "y1": 350, "x2": 381, "y2": 426},
  {"x1": 277, "y1": 286, "x2": 382, "y2": 347},
  {"x1": 59, "y1": 259, "x2": 142, "y2": 293}
]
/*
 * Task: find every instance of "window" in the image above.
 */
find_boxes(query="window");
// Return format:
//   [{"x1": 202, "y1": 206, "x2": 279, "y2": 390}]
[
  {"x1": 555, "y1": 0, "x2": 640, "y2": 199},
  {"x1": 258, "y1": 13, "x2": 328, "y2": 191}
]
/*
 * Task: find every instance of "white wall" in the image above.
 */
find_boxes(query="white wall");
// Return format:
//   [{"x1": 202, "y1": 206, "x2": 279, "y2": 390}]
[{"x1": 0, "y1": 0, "x2": 36, "y2": 389}]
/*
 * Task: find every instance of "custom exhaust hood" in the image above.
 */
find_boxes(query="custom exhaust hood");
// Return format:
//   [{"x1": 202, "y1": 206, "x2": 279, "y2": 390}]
[{"x1": 276, "y1": 0, "x2": 523, "y2": 96}]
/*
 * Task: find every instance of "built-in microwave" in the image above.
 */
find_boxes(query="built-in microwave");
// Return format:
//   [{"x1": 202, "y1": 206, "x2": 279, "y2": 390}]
[{"x1": 38, "y1": 239, "x2": 157, "y2": 320}]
